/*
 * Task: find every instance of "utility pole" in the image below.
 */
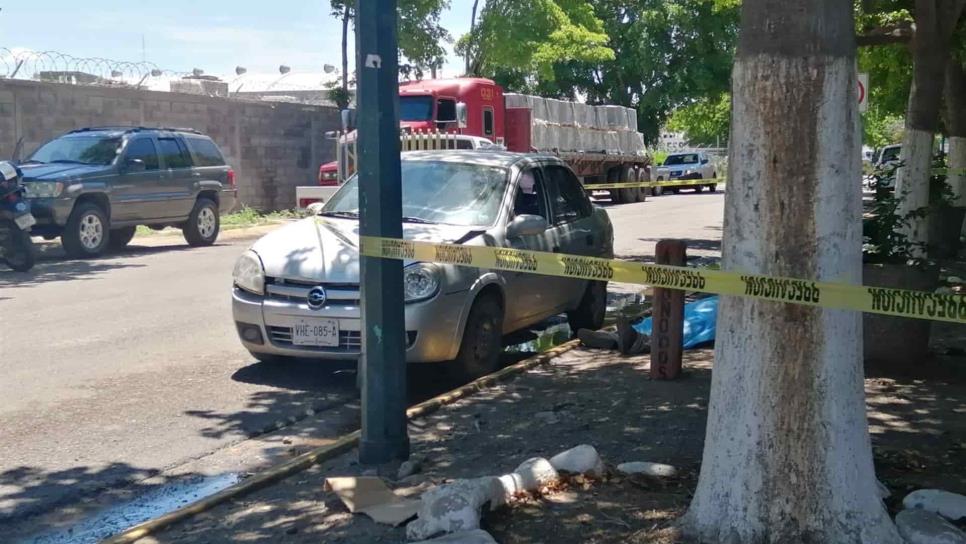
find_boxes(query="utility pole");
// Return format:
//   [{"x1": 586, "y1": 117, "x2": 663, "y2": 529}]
[{"x1": 355, "y1": 0, "x2": 410, "y2": 465}]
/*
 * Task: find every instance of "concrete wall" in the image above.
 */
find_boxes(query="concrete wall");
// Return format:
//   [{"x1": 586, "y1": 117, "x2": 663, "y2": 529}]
[{"x1": 0, "y1": 79, "x2": 340, "y2": 211}]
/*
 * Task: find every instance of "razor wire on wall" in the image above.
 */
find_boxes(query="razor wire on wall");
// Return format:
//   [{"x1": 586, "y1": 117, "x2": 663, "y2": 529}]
[{"x1": 0, "y1": 48, "x2": 186, "y2": 87}]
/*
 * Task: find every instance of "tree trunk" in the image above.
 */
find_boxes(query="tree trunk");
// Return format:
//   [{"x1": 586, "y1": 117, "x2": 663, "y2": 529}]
[
  {"x1": 341, "y1": 3, "x2": 350, "y2": 97},
  {"x1": 948, "y1": 58, "x2": 966, "y2": 208},
  {"x1": 466, "y1": 0, "x2": 481, "y2": 75},
  {"x1": 680, "y1": 1, "x2": 901, "y2": 542},
  {"x1": 894, "y1": 0, "x2": 966, "y2": 252}
]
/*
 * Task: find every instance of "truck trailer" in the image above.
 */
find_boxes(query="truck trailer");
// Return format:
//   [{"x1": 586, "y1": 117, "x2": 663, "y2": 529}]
[{"x1": 310, "y1": 77, "x2": 651, "y2": 206}]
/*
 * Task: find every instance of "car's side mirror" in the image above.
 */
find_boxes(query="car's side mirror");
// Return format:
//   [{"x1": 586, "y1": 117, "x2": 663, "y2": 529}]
[
  {"x1": 124, "y1": 158, "x2": 146, "y2": 173},
  {"x1": 506, "y1": 214, "x2": 548, "y2": 238},
  {"x1": 456, "y1": 102, "x2": 468, "y2": 129},
  {"x1": 701, "y1": 158, "x2": 710, "y2": 165}
]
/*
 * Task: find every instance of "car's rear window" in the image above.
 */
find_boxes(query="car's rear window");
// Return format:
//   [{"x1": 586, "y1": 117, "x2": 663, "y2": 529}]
[{"x1": 183, "y1": 137, "x2": 226, "y2": 167}]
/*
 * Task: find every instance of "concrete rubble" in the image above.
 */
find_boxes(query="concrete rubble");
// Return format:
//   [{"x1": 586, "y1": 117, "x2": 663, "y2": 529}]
[
  {"x1": 903, "y1": 489, "x2": 966, "y2": 521},
  {"x1": 549, "y1": 444, "x2": 605, "y2": 477},
  {"x1": 895, "y1": 509, "x2": 966, "y2": 544},
  {"x1": 406, "y1": 477, "x2": 505, "y2": 541},
  {"x1": 405, "y1": 445, "x2": 607, "y2": 541}
]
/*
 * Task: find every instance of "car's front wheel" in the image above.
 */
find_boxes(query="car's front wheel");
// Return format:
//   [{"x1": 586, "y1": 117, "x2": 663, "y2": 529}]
[
  {"x1": 62, "y1": 202, "x2": 109, "y2": 258},
  {"x1": 452, "y1": 294, "x2": 504, "y2": 382},
  {"x1": 568, "y1": 280, "x2": 607, "y2": 333},
  {"x1": 183, "y1": 198, "x2": 220, "y2": 246}
]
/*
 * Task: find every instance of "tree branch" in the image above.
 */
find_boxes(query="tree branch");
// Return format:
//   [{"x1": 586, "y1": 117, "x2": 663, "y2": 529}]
[{"x1": 856, "y1": 22, "x2": 913, "y2": 47}]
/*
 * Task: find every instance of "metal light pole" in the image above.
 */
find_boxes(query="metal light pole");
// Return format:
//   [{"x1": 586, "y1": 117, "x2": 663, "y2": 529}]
[{"x1": 356, "y1": 0, "x2": 409, "y2": 464}]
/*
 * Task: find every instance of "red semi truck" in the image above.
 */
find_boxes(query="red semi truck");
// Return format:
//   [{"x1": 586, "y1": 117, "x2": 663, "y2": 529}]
[{"x1": 315, "y1": 77, "x2": 651, "y2": 204}]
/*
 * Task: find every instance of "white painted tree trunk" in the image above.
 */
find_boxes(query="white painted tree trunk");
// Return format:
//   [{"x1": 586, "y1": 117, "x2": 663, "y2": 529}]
[
  {"x1": 680, "y1": 9, "x2": 901, "y2": 540},
  {"x1": 952, "y1": 137, "x2": 966, "y2": 208},
  {"x1": 894, "y1": 129, "x2": 935, "y2": 253}
]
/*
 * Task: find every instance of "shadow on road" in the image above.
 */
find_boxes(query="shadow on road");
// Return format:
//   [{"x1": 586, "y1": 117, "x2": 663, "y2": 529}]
[{"x1": 0, "y1": 259, "x2": 146, "y2": 288}]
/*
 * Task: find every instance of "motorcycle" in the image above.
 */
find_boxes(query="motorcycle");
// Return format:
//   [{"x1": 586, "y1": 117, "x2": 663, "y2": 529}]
[{"x1": 0, "y1": 161, "x2": 36, "y2": 271}]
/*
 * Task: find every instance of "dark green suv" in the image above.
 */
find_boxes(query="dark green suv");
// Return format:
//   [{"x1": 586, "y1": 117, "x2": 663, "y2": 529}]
[{"x1": 21, "y1": 127, "x2": 238, "y2": 257}]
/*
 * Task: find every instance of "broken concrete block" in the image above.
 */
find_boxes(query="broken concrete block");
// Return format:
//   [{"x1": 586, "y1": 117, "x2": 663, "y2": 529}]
[
  {"x1": 410, "y1": 529, "x2": 498, "y2": 544},
  {"x1": 895, "y1": 509, "x2": 966, "y2": 544},
  {"x1": 549, "y1": 445, "x2": 604, "y2": 476},
  {"x1": 617, "y1": 461, "x2": 678, "y2": 477},
  {"x1": 904, "y1": 489, "x2": 966, "y2": 521},
  {"x1": 406, "y1": 477, "x2": 503, "y2": 541},
  {"x1": 513, "y1": 457, "x2": 559, "y2": 491}
]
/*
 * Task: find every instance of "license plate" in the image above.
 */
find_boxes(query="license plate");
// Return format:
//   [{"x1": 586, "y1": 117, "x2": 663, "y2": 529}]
[
  {"x1": 291, "y1": 318, "x2": 340, "y2": 347},
  {"x1": 14, "y1": 213, "x2": 36, "y2": 230}
]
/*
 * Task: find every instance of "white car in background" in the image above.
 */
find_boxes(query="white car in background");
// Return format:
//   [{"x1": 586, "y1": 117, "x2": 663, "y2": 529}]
[{"x1": 654, "y1": 151, "x2": 719, "y2": 194}]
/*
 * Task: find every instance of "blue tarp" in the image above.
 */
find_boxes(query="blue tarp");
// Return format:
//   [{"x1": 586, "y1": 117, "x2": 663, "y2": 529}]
[{"x1": 634, "y1": 296, "x2": 719, "y2": 349}]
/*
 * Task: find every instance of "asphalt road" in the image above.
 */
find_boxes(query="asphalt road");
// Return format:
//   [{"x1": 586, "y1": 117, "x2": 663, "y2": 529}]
[{"x1": 0, "y1": 189, "x2": 724, "y2": 536}]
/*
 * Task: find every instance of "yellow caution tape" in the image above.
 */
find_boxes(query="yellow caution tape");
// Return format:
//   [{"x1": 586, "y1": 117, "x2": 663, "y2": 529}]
[{"x1": 359, "y1": 236, "x2": 966, "y2": 324}]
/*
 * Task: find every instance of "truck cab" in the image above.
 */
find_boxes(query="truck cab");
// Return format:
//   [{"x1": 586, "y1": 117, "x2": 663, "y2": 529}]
[
  {"x1": 318, "y1": 78, "x2": 506, "y2": 185},
  {"x1": 398, "y1": 77, "x2": 504, "y2": 142}
]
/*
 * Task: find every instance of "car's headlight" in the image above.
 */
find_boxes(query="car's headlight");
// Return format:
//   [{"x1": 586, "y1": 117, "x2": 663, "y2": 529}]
[
  {"x1": 233, "y1": 250, "x2": 265, "y2": 295},
  {"x1": 404, "y1": 263, "x2": 440, "y2": 302},
  {"x1": 25, "y1": 181, "x2": 63, "y2": 198}
]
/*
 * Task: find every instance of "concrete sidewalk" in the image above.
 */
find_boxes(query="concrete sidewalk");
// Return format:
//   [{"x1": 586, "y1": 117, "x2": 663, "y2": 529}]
[{"x1": 137, "y1": 347, "x2": 714, "y2": 543}]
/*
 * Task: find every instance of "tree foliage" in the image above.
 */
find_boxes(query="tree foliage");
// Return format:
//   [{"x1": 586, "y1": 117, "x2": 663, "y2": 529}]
[
  {"x1": 329, "y1": 0, "x2": 451, "y2": 79},
  {"x1": 457, "y1": 0, "x2": 615, "y2": 80},
  {"x1": 466, "y1": 0, "x2": 739, "y2": 143},
  {"x1": 666, "y1": 92, "x2": 731, "y2": 147}
]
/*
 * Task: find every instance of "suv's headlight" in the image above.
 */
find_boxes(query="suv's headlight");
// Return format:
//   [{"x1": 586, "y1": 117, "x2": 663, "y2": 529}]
[
  {"x1": 404, "y1": 263, "x2": 440, "y2": 302},
  {"x1": 233, "y1": 250, "x2": 265, "y2": 295},
  {"x1": 25, "y1": 181, "x2": 63, "y2": 198}
]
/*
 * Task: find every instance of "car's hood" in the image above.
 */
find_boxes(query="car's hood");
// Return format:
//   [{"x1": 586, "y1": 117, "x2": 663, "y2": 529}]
[
  {"x1": 20, "y1": 163, "x2": 113, "y2": 182},
  {"x1": 251, "y1": 217, "x2": 483, "y2": 283}
]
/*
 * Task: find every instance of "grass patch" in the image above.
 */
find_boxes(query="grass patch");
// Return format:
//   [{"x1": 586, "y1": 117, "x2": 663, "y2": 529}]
[{"x1": 135, "y1": 207, "x2": 307, "y2": 236}]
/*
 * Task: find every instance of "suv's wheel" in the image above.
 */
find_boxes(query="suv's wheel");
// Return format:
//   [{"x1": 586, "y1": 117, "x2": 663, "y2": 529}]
[
  {"x1": 108, "y1": 226, "x2": 137, "y2": 250},
  {"x1": 62, "y1": 202, "x2": 109, "y2": 258},
  {"x1": 3, "y1": 228, "x2": 35, "y2": 272},
  {"x1": 568, "y1": 280, "x2": 607, "y2": 333},
  {"x1": 183, "y1": 198, "x2": 220, "y2": 246},
  {"x1": 452, "y1": 294, "x2": 504, "y2": 382}
]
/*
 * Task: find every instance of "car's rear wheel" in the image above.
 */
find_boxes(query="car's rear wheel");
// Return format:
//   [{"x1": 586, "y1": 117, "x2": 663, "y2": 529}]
[
  {"x1": 62, "y1": 201, "x2": 109, "y2": 258},
  {"x1": 108, "y1": 226, "x2": 137, "y2": 250},
  {"x1": 452, "y1": 294, "x2": 504, "y2": 382},
  {"x1": 568, "y1": 280, "x2": 607, "y2": 333},
  {"x1": 183, "y1": 198, "x2": 220, "y2": 246},
  {"x1": 3, "y1": 227, "x2": 35, "y2": 272}
]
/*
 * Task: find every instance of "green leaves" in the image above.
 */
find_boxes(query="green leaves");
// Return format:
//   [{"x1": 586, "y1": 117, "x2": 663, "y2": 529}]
[
  {"x1": 666, "y1": 93, "x2": 731, "y2": 147},
  {"x1": 459, "y1": 0, "x2": 615, "y2": 79}
]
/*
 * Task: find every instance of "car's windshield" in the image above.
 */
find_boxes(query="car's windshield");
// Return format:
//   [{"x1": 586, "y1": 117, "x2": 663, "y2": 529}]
[
  {"x1": 663, "y1": 154, "x2": 699, "y2": 166},
  {"x1": 880, "y1": 146, "x2": 901, "y2": 163},
  {"x1": 399, "y1": 96, "x2": 434, "y2": 121},
  {"x1": 28, "y1": 134, "x2": 122, "y2": 166},
  {"x1": 322, "y1": 160, "x2": 508, "y2": 227}
]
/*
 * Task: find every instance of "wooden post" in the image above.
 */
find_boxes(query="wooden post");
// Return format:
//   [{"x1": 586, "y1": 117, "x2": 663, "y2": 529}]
[{"x1": 650, "y1": 240, "x2": 686, "y2": 380}]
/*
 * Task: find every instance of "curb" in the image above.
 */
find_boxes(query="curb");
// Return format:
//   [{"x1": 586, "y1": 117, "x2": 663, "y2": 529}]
[{"x1": 102, "y1": 339, "x2": 580, "y2": 544}]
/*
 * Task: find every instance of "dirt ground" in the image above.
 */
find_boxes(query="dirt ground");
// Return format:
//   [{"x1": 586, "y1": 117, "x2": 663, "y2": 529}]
[{"x1": 135, "y1": 327, "x2": 966, "y2": 544}]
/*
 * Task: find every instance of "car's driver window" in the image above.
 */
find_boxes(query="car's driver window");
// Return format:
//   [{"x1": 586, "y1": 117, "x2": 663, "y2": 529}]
[{"x1": 513, "y1": 168, "x2": 547, "y2": 219}]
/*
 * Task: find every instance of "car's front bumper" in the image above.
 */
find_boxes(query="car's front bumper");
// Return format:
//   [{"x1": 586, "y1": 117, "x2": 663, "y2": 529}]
[
  {"x1": 26, "y1": 196, "x2": 73, "y2": 226},
  {"x1": 232, "y1": 287, "x2": 469, "y2": 363}
]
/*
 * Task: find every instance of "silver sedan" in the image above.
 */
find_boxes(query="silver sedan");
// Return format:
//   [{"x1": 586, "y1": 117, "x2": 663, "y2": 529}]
[{"x1": 231, "y1": 150, "x2": 614, "y2": 379}]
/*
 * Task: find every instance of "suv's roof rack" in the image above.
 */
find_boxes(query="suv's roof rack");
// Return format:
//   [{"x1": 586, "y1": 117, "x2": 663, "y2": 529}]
[{"x1": 67, "y1": 126, "x2": 203, "y2": 135}]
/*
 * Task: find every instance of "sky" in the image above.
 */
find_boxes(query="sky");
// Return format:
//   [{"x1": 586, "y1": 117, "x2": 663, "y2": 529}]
[{"x1": 0, "y1": 1, "x2": 473, "y2": 90}]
